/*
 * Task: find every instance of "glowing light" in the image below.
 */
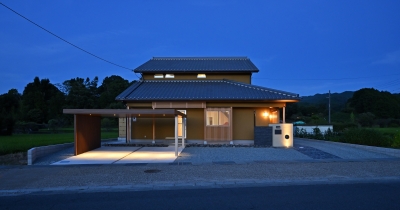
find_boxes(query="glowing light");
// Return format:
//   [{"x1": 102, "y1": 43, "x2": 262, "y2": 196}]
[{"x1": 262, "y1": 112, "x2": 269, "y2": 117}]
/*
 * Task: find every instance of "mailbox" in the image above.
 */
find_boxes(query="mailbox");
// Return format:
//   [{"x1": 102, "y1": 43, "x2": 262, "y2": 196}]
[{"x1": 269, "y1": 123, "x2": 293, "y2": 148}]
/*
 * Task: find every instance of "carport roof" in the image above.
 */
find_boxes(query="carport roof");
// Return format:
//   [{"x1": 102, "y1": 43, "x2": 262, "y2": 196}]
[{"x1": 63, "y1": 109, "x2": 186, "y2": 118}]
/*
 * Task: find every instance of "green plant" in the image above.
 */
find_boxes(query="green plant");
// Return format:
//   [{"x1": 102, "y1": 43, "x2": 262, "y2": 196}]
[
  {"x1": 339, "y1": 128, "x2": 391, "y2": 147},
  {"x1": 392, "y1": 131, "x2": 400, "y2": 148}
]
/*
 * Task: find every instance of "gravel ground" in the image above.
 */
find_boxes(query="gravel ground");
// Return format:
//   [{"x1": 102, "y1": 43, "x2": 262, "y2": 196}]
[
  {"x1": 295, "y1": 138, "x2": 395, "y2": 159},
  {"x1": 33, "y1": 138, "x2": 397, "y2": 165},
  {"x1": 1, "y1": 160, "x2": 400, "y2": 190}
]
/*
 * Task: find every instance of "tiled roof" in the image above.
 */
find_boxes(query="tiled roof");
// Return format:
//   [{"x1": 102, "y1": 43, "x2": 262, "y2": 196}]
[
  {"x1": 116, "y1": 80, "x2": 299, "y2": 101},
  {"x1": 133, "y1": 57, "x2": 259, "y2": 73}
]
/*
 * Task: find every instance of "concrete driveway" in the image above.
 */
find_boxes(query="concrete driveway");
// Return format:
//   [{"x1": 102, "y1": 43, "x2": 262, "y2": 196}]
[{"x1": 51, "y1": 146, "x2": 184, "y2": 165}]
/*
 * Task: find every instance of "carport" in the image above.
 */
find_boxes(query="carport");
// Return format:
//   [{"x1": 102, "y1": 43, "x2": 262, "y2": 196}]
[{"x1": 63, "y1": 109, "x2": 186, "y2": 157}]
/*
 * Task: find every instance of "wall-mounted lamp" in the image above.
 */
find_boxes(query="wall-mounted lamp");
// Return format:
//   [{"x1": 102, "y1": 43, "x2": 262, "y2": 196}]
[{"x1": 262, "y1": 112, "x2": 269, "y2": 118}]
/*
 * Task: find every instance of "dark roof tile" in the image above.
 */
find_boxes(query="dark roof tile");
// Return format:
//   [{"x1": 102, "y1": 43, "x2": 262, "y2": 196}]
[
  {"x1": 116, "y1": 80, "x2": 299, "y2": 101},
  {"x1": 134, "y1": 57, "x2": 259, "y2": 73}
]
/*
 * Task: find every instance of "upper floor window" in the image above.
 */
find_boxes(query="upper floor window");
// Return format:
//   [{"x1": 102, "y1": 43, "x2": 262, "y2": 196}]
[
  {"x1": 197, "y1": 74, "x2": 206, "y2": 78},
  {"x1": 154, "y1": 74, "x2": 164, "y2": 78},
  {"x1": 165, "y1": 74, "x2": 175, "y2": 78}
]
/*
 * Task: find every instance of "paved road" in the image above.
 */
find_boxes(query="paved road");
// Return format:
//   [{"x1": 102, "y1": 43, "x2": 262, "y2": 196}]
[{"x1": 1, "y1": 182, "x2": 400, "y2": 210}]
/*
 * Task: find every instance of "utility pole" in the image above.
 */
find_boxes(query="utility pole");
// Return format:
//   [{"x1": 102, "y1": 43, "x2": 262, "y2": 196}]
[{"x1": 328, "y1": 90, "x2": 331, "y2": 124}]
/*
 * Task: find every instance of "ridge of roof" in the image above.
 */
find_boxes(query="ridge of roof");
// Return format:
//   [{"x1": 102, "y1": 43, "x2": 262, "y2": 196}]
[{"x1": 151, "y1": 57, "x2": 249, "y2": 60}]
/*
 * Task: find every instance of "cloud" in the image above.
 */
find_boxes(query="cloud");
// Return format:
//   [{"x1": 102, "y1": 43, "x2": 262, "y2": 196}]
[{"x1": 373, "y1": 50, "x2": 400, "y2": 65}]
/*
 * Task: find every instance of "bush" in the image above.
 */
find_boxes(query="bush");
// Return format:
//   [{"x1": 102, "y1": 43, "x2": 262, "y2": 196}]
[
  {"x1": 392, "y1": 131, "x2": 400, "y2": 148},
  {"x1": 332, "y1": 122, "x2": 358, "y2": 132},
  {"x1": 312, "y1": 127, "x2": 324, "y2": 140},
  {"x1": 338, "y1": 128, "x2": 391, "y2": 147}
]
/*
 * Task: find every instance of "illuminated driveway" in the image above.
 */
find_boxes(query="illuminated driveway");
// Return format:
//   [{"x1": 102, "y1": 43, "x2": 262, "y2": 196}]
[{"x1": 51, "y1": 146, "x2": 184, "y2": 165}]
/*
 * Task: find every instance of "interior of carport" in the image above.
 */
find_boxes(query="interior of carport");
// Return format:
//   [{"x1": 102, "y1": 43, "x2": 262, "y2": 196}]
[{"x1": 63, "y1": 109, "x2": 187, "y2": 158}]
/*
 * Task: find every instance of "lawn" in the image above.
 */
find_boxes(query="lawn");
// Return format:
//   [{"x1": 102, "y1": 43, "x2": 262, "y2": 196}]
[{"x1": 0, "y1": 130, "x2": 118, "y2": 155}]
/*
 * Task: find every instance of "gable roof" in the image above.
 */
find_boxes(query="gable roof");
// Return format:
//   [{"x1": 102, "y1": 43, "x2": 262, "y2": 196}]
[
  {"x1": 116, "y1": 79, "x2": 299, "y2": 101},
  {"x1": 133, "y1": 57, "x2": 259, "y2": 73}
]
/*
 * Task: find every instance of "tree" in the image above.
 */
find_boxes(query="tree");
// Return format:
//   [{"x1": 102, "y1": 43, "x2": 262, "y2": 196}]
[
  {"x1": 97, "y1": 75, "x2": 130, "y2": 109},
  {"x1": 0, "y1": 89, "x2": 21, "y2": 135},
  {"x1": 348, "y1": 88, "x2": 400, "y2": 119},
  {"x1": 62, "y1": 77, "x2": 99, "y2": 109},
  {"x1": 357, "y1": 112, "x2": 375, "y2": 127},
  {"x1": 21, "y1": 77, "x2": 64, "y2": 123}
]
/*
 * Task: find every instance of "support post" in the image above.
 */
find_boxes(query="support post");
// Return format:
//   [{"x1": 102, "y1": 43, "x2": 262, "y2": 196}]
[
  {"x1": 283, "y1": 106, "x2": 286, "y2": 123},
  {"x1": 175, "y1": 115, "x2": 178, "y2": 157},
  {"x1": 182, "y1": 117, "x2": 186, "y2": 148},
  {"x1": 152, "y1": 118, "x2": 155, "y2": 144},
  {"x1": 126, "y1": 106, "x2": 130, "y2": 144}
]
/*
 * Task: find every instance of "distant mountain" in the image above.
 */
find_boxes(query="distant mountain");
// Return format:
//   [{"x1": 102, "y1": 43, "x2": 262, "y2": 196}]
[{"x1": 299, "y1": 91, "x2": 354, "y2": 112}]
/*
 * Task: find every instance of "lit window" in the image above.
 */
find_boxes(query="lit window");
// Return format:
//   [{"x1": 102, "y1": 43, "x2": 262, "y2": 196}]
[
  {"x1": 206, "y1": 110, "x2": 230, "y2": 126},
  {"x1": 165, "y1": 74, "x2": 175, "y2": 78},
  {"x1": 154, "y1": 74, "x2": 164, "y2": 78},
  {"x1": 197, "y1": 74, "x2": 206, "y2": 78}
]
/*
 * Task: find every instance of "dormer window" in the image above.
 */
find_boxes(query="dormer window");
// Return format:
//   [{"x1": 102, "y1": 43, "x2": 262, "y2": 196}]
[
  {"x1": 197, "y1": 74, "x2": 206, "y2": 78},
  {"x1": 165, "y1": 74, "x2": 175, "y2": 78},
  {"x1": 154, "y1": 74, "x2": 164, "y2": 78}
]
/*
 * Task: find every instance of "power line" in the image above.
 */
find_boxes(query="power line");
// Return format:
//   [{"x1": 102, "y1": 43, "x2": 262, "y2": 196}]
[{"x1": 0, "y1": 2, "x2": 140, "y2": 79}]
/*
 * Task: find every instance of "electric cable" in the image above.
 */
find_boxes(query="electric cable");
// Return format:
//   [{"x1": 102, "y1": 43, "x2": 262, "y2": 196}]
[{"x1": 0, "y1": 2, "x2": 140, "y2": 79}]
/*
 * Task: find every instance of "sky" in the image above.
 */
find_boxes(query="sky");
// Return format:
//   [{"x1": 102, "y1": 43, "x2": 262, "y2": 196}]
[{"x1": 1, "y1": 0, "x2": 400, "y2": 97}]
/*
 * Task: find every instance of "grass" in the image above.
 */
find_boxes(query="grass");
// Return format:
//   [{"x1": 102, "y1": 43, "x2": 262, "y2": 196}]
[{"x1": 0, "y1": 129, "x2": 118, "y2": 156}]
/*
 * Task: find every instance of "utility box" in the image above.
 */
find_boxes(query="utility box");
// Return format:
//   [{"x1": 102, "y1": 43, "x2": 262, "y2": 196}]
[{"x1": 269, "y1": 123, "x2": 293, "y2": 148}]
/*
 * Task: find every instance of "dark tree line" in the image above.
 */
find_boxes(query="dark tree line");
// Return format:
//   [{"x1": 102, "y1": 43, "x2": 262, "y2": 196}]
[
  {"x1": 0, "y1": 75, "x2": 131, "y2": 135},
  {"x1": 286, "y1": 88, "x2": 400, "y2": 127}
]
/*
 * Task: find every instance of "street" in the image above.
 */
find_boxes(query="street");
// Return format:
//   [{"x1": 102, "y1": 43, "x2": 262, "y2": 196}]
[{"x1": 1, "y1": 182, "x2": 400, "y2": 210}]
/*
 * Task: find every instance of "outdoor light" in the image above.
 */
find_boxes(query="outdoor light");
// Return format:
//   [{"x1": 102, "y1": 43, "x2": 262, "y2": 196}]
[{"x1": 262, "y1": 112, "x2": 269, "y2": 117}]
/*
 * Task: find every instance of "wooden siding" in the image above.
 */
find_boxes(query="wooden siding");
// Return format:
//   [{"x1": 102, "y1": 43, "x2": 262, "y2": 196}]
[
  {"x1": 74, "y1": 115, "x2": 101, "y2": 155},
  {"x1": 205, "y1": 108, "x2": 232, "y2": 141}
]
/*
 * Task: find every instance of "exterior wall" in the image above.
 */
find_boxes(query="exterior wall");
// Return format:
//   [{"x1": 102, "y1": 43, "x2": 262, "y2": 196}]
[
  {"x1": 232, "y1": 108, "x2": 254, "y2": 140},
  {"x1": 126, "y1": 102, "x2": 152, "y2": 108},
  {"x1": 130, "y1": 108, "x2": 204, "y2": 140},
  {"x1": 207, "y1": 102, "x2": 285, "y2": 108},
  {"x1": 186, "y1": 109, "x2": 204, "y2": 140},
  {"x1": 131, "y1": 118, "x2": 154, "y2": 140},
  {"x1": 121, "y1": 103, "x2": 285, "y2": 141},
  {"x1": 142, "y1": 73, "x2": 251, "y2": 84},
  {"x1": 75, "y1": 115, "x2": 101, "y2": 155}
]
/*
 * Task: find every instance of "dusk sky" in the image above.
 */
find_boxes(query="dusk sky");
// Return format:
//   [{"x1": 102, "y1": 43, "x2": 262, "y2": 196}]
[{"x1": 1, "y1": 0, "x2": 400, "y2": 96}]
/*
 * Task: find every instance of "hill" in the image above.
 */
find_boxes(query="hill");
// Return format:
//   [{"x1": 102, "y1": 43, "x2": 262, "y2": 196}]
[{"x1": 299, "y1": 91, "x2": 354, "y2": 112}]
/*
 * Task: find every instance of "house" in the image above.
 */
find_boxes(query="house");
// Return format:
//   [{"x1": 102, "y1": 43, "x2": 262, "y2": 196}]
[{"x1": 115, "y1": 57, "x2": 300, "y2": 145}]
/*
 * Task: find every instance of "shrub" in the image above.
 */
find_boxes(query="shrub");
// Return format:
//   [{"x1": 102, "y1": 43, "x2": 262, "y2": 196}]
[
  {"x1": 332, "y1": 122, "x2": 358, "y2": 132},
  {"x1": 338, "y1": 128, "x2": 391, "y2": 147},
  {"x1": 392, "y1": 131, "x2": 400, "y2": 148},
  {"x1": 312, "y1": 127, "x2": 324, "y2": 140}
]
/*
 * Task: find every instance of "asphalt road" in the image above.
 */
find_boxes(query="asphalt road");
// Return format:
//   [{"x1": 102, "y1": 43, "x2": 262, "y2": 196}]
[{"x1": 1, "y1": 182, "x2": 400, "y2": 210}]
